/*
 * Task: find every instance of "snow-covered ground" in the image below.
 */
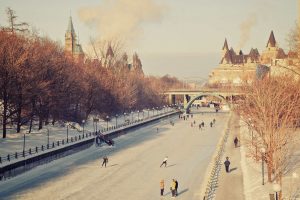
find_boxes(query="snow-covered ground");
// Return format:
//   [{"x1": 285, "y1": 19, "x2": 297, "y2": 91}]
[
  {"x1": 0, "y1": 109, "x2": 166, "y2": 157},
  {"x1": 0, "y1": 107, "x2": 229, "y2": 200}
]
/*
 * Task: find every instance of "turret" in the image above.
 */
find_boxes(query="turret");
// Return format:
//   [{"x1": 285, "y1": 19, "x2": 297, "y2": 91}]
[
  {"x1": 222, "y1": 38, "x2": 229, "y2": 57},
  {"x1": 266, "y1": 31, "x2": 276, "y2": 48}
]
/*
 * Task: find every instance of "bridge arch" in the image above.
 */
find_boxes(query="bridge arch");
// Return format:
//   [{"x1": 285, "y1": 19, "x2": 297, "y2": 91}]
[{"x1": 184, "y1": 93, "x2": 230, "y2": 113}]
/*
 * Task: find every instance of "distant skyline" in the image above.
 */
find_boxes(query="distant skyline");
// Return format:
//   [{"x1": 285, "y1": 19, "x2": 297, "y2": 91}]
[{"x1": 0, "y1": 0, "x2": 298, "y2": 79}]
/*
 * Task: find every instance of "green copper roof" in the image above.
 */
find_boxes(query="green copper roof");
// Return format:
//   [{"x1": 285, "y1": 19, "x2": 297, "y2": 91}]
[{"x1": 74, "y1": 44, "x2": 84, "y2": 54}]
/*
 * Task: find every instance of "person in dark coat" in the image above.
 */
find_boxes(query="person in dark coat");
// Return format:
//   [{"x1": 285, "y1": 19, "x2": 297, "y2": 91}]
[
  {"x1": 175, "y1": 179, "x2": 178, "y2": 196},
  {"x1": 102, "y1": 156, "x2": 108, "y2": 167},
  {"x1": 210, "y1": 121, "x2": 213, "y2": 127},
  {"x1": 234, "y1": 137, "x2": 239, "y2": 148},
  {"x1": 224, "y1": 157, "x2": 230, "y2": 173}
]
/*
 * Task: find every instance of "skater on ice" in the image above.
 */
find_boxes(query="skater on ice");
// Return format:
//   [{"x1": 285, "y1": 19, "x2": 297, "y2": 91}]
[
  {"x1": 101, "y1": 156, "x2": 108, "y2": 167},
  {"x1": 160, "y1": 156, "x2": 168, "y2": 167}
]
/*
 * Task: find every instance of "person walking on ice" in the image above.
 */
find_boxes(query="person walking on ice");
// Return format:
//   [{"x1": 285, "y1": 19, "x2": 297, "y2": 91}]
[
  {"x1": 160, "y1": 156, "x2": 168, "y2": 167},
  {"x1": 175, "y1": 179, "x2": 178, "y2": 196},
  {"x1": 160, "y1": 179, "x2": 165, "y2": 197},
  {"x1": 234, "y1": 136, "x2": 239, "y2": 148},
  {"x1": 224, "y1": 157, "x2": 230, "y2": 173},
  {"x1": 170, "y1": 179, "x2": 176, "y2": 198},
  {"x1": 101, "y1": 156, "x2": 108, "y2": 167}
]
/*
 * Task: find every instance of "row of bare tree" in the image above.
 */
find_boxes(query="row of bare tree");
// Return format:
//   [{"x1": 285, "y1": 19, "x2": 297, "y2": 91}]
[
  {"x1": 235, "y1": 26, "x2": 300, "y2": 199},
  {"x1": 0, "y1": 21, "x2": 183, "y2": 139}
]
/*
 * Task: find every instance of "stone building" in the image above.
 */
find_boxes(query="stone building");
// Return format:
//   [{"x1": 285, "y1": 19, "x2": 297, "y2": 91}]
[
  {"x1": 208, "y1": 31, "x2": 293, "y2": 86},
  {"x1": 64, "y1": 17, "x2": 143, "y2": 74},
  {"x1": 64, "y1": 16, "x2": 85, "y2": 62}
]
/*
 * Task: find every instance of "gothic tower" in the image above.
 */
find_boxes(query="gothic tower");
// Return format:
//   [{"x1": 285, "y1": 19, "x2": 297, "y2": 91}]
[
  {"x1": 65, "y1": 16, "x2": 76, "y2": 54},
  {"x1": 64, "y1": 16, "x2": 84, "y2": 62}
]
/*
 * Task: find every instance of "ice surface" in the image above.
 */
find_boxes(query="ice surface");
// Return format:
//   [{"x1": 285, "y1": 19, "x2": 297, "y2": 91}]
[{"x1": 0, "y1": 108, "x2": 229, "y2": 200}]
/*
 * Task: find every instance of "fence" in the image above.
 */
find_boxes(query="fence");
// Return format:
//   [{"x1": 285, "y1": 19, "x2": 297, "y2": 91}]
[{"x1": 202, "y1": 128, "x2": 229, "y2": 200}]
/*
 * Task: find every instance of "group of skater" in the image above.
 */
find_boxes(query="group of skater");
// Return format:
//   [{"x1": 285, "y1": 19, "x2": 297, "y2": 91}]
[
  {"x1": 160, "y1": 179, "x2": 179, "y2": 198},
  {"x1": 159, "y1": 156, "x2": 179, "y2": 198},
  {"x1": 188, "y1": 118, "x2": 216, "y2": 130},
  {"x1": 179, "y1": 113, "x2": 193, "y2": 121}
]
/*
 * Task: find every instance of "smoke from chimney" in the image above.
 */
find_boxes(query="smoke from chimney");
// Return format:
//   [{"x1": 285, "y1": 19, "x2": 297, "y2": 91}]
[
  {"x1": 237, "y1": 14, "x2": 257, "y2": 50},
  {"x1": 79, "y1": 0, "x2": 166, "y2": 44}
]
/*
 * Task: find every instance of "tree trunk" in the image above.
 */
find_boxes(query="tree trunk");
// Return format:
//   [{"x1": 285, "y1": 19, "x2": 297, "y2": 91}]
[
  {"x1": 38, "y1": 101, "x2": 43, "y2": 130},
  {"x1": 44, "y1": 109, "x2": 49, "y2": 125},
  {"x1": 29, "y1": 98, "x2": 36, "y2": 133},
  {"x1": 2, "y1": 85, "x2": 8, "y2": 138},
  {"x1": 52, "y1": 117, "x2": 56, "y2": 125},
  {"x1": 29, "y1": 117, "x2": 33, "y2": 133},
  {"x1": 266, "y1": 152, "x2": 274, "y2": 182},
  {"x1": 279, "y1": 172, "x2": 283, "y2": 200},
  {"x1": 38, "y1": 115, "x2": 43, "y2": 130},
  {"x1": 16, "y1": 92, "x2": 22, "y2": 133}
]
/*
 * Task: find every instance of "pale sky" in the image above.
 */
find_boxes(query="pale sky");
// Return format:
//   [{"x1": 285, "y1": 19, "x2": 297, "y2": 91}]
[{"x1": 0, "y1": 0, "x2": 297, "y2": 79}]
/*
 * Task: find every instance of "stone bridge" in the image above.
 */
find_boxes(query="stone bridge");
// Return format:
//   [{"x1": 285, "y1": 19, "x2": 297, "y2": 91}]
[{"x1": 164, "y1": 88, "x2": 243, "y2": 112}]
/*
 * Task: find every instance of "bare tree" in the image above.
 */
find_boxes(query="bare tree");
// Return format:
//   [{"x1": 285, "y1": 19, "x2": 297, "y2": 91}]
[
  {"x1": 235, "y1": 76, "x2": 300, "y2": 199},
  {"x1": 3, "y1": 7, "x2": 29, "y2": 33}
]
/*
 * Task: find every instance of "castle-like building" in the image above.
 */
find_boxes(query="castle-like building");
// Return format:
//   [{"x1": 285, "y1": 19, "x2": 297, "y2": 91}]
[
  {"x1": 64, "y1": 16, "x2": 143, "y2": 74},
  {"x1": 65, "y1": 16, "x2": 85, "y2": 62},
  {"x1": 208, "y1": 31, "x2": 296, "y2": 86}
]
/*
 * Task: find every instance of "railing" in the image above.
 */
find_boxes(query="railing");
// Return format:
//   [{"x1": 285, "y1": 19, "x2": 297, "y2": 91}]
[
  {"x1": 203, "y1": 128, "x2": 230, "y2": 200},
  {"x1": 0, "y1": 132, "x2": 95, "y2": 165},
  {"x1": 164, "y1": 86, "x2": 243, "y2": 94}
]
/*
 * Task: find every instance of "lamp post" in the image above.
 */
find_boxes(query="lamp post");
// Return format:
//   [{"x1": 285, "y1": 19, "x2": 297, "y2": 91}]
[
  {"x1": 137, "y1": 110, "x2": 139, "y2": 120},
  {"x1": 142, "y1": 110, "x2": 144, "y2": 120},
  {"x1": 93, "y1": 118, "x2": 99, "y2": 133},
  {"x1": 115, "y1": 114, "x2": 118, "y2": 127},
  {"x1": 131, "y1": 111, "x2": 133, "y2": 122},
  {"x1": 23, "y1": 133, "x2": 26, "y2": 157},
  {"x1": 47, "y1": 128, "x2": 50, "y2": 148},
  {"x1": 106, "y1": 116, "x2": 109, "y2": 130},
  {"x1": 260, "y1": 147, "x2": 266, "y2": 185},
  {"x1": 273, "y1": 183, "x2": 281, "y2": 200},
  {"x1": 152, "y1": 107, "x2": 155, "y2": 116},
  {"x1": 82, "y1": 120, "x2": 85, "y2": 135},
  {"x1": 124, "y1": 113, "x2": 126, "y2": 125},
  {"x1": 67, "y1": 124, "x2": 69, "y2": 143},
  {"x1": 147, "y1": 109, "x2": 149, "y2": 118}
]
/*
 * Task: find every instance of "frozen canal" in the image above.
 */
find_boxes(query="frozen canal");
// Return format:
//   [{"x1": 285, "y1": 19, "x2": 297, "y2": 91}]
[{"x1": 0, "y1": 108, "x2": 230, "y2": 200}]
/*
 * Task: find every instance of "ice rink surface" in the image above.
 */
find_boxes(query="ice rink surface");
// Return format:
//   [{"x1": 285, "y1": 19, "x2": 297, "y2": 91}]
[{"x1": 0, "y1": 108, "x2": 230, "y2": 200}]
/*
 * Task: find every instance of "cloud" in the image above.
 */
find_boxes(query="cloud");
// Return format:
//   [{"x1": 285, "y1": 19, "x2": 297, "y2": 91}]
[{"x1": 79, "y1": 0, "x2": 166, "y2": 44}]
